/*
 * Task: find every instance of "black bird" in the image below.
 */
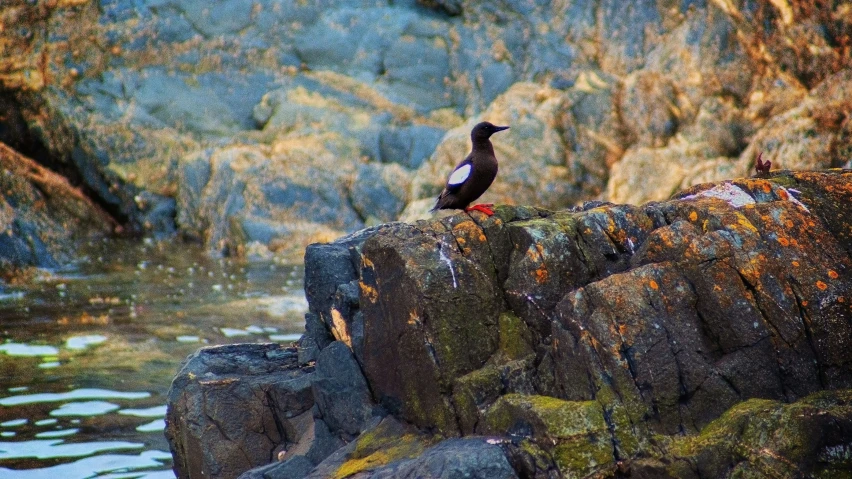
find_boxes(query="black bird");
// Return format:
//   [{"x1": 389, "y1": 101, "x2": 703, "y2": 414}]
[{"x1": 432, "y1": 121, "x2": 509, "y2": 216}]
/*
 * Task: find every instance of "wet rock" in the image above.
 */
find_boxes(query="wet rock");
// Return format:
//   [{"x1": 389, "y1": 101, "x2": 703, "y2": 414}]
[
  {"x1": 0, "y1": 143, "x2": 113, "y2": 273},
  {"x1": 165, "y1": 343, "x2": 314, "y2": 479}
]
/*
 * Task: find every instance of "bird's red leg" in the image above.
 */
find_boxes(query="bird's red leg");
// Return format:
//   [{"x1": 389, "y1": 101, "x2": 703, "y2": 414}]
[{"x1": 465, "y1": 204, "x2": 494, "y2": 216}]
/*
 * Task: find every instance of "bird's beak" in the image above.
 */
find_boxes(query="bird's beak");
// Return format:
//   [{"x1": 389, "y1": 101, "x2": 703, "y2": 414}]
[{"x1": 494, "y1": 126, "x2": 510, "y2": 132}]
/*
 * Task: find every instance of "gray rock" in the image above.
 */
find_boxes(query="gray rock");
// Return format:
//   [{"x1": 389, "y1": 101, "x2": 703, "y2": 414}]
[
  {"x1": 312, "y1": 341, "x2": 376, "y2": 436},
  {"x1": 165, "y1": 343, "x2": 314, "y2": 479},
  {"x1": 306, "y1": 417, "x2": 346, "y2": 465},
  {"x1": 378, "y1": 125, "x2": 446, "y2": 170},
  {"x1": 237, "y1": 455, "x2": 315, "y2": 479},
  {"x1": 380, "y1": 438, "x2": 518, "y2": 479},
  {"x1": 349, "y1": 163, "x2": 409, "y2": 224}
]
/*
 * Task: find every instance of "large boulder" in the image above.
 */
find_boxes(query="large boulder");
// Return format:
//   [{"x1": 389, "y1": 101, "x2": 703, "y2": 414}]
[
  {"x1": 291, "y1": 170, "x2": 851, "y2": 478},
  {"x1": 165, "y1": 344, "x2": 314, "y2": 479}
]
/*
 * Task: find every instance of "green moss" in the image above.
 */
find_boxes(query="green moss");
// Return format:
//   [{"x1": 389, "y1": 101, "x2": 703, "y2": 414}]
[
  {"x1": 518, "y1": 439, "x2": 555, "y2": 471},
  {"x1": 453, "y1": 364, "x2": 502, "y2": 434},
  {"x1": 498, "y1": 311, "x2": 534, "y2": 360},
  {"x1": 485, "y1": 394, "x2": 607, "y2": 439},
  {"x1": 334, "y1": 437, "x2": 424, "y2": 479},
  {"x1": 552, "y1": 435, "x2": 614, "y2": 479},
  {"x1": 663, "y1": 391, "x2": 852, "y2": 478},
  {"x1": 484, "y1": 394, "x2": 615, "y2": 477},
  {"x1": 334, "y1": 418, "x2": 439, "y2": 479}
]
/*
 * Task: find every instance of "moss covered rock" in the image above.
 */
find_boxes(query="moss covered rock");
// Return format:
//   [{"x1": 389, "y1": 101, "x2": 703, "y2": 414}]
[{"x1": 293, "y1": 170, "x2": 852, "y2": 479}]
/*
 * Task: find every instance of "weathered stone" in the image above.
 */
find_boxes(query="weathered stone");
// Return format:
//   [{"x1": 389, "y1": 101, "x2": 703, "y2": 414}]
[
  {"x1": 371, "y1": 438, "x2": 518, "y2": 479},
  {"x1": 357, "y1": 219, "x2": 502, "y2": 434},
  {"x1": 237, "y1": 455, "x2": 314, "y2": 479},
  {"x1": 660, "y1": 390, "x2": 852, "y2": 478},
  {"x1": 305, "y1": 415, "x2": 434, "y2": 479},
  {"x1": 0, "y1": 142, "x2": 113, "y2": 272},
  {"x1": 311, "y1": 341, "x2": 376, "y2": 437},
  {"x1": 291, "y1": 170, "x2": 852, "y2": 479},
  {"x1": 483, "y1": 394, "x2": 613, "y2": 478},
  {"x1": 4, "y1": 0, "x2": 852, "y2": 262},
  {"x1": 165, "y1": 343, "x2": 314, "y2": 479}
]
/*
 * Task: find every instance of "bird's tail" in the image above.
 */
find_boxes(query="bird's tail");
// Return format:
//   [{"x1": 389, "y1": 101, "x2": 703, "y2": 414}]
[{"x1": 431, "y1": 190, "x2": 448, "y2": 212}]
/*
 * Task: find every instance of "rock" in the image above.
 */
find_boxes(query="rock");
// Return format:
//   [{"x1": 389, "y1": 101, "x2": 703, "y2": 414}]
[
  {"x1": 369, "y1": 438, "x2": 518, "y2": 479},
  {"x1": 165, "y1": 343, "x2": 314, "y2": 479},
  {"x1": 619, "y1": 71, "x2": 683, "y2": 148},
  {"x1": 311, "y1": 341, "x2": 376, "y2": 437},
  {"x1": 4, "y1": 0, "x2": 852, "y2": 263},
  {"x1": 606, "y1": 141, "x2": 745, "y2": 205},
  {"x1": 237, "y1": 455, "x2": 314, "y2": 479},
  {"x1": 743, "y1": 70, "x2": 852, "y2": 173},
  {"x1": 305, "y1": 415, "x2": 433, "y2": 479},
  {"x1": 357, "y1": 217, "x2": 502, "y2": 434},
  {"x1": 305, "y1": 415, "x2": 518, "y2": 479},
  {"x1": 349, "y1": 163, "x2": 410, "y2": 225},
  {"x1": 482, "y1": 395, "x2": 612, "y2": 478},
  {"x1": 291, "y1": 170, "x2": 852, "y2": 478},
  {"x1": 655, "y1": 390, "x2": 852, "y2": 478},
  {"x1": 0, "y1": 142, "x2": 113, "y2": 273}
]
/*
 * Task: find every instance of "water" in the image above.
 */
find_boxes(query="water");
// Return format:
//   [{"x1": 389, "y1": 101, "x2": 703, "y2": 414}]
[{"x1": 0, "y1": 238, "x2": 307, "y2": 478}]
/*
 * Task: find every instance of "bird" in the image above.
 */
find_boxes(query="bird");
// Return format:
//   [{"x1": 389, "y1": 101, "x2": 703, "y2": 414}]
[
  {"x1": 755, "y1": 151, "x2": 771, "y2": 176},
  {"x1": 431, "y1": 121, "x2": 509, "y2": 216}
]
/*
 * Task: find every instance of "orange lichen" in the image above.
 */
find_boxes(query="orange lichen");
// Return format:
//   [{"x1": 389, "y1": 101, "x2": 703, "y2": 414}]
[
  {"x1": 761, "y1": 183, "x2": 771, "y2": 193},
  {"x1": 535, "y1": 265, "x2": 549, "y2": 284},
  {"x1": 777, "y1": 237, "x2": 790, "y2": 246},
  {"x1": 689, "y1": 211, "x2": 698, "y2": 222},
  {"x1": 649, "y1": 280, "x2": 659, "y2": 290},
  {"x1": 828, "y1": 270, "x2": 839, "y2": 279},
  {"x1": 816, "y1": 281, "x2": 828, "y2": 291},
  {"x1": 360, "y1": 281, "x2": 379, "y2": 303},
  {"x1": 792, "y1": 261, "x2": 800, "y2": 267}
]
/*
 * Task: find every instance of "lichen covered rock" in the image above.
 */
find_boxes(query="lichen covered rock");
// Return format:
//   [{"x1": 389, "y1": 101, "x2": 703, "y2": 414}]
[{"x1": 291, "y1": 170, "x2": 852, "y2": 478}]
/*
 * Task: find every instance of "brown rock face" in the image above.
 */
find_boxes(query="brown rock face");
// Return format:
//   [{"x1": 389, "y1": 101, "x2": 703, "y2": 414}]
[{"x1": 0, "y1": 142, "x2": 113, "y2": 272}]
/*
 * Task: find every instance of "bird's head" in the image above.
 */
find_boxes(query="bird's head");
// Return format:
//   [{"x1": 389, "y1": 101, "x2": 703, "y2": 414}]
[{"x1": 471, "y1": 121, "x2": 510, "y2": 140}]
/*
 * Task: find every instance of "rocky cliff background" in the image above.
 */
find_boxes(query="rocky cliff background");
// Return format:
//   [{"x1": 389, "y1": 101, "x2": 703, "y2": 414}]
[{"x1": 1, "y1": 0, "x2": 851, "y2": 265}]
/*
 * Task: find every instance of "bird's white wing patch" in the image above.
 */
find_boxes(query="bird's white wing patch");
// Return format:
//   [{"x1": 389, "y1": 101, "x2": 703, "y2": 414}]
[{"x1": 448, "y1": 164, "x2": 471, "y2": 186}]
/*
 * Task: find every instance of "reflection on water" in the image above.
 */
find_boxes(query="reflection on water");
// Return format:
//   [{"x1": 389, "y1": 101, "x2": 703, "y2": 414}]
[{"x1": 0, "y1": 238, "x2": 307, "y2": 478}]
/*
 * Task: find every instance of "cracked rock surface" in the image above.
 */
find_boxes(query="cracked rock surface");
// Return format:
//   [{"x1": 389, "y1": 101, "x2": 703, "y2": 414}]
[
  {"x1": 295, "y1": 170, "x2": 852, "y2": 478},
  {"x1": 168, "y1": 170, "x2": 852, "y2": 478}
]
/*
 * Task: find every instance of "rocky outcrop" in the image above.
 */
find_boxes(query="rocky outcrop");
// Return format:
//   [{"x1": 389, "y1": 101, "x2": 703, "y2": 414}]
[
  {"x1": 165, "y1": 344, "x2": 314, "y2": 479},
  {"x1": 0, "y1": 142, "x2": 113, "y2": 273},
  {"x1": 167, "y1": 170, "x2": 852, "y2": 478},
  {"x1": 2, "y1": 1, "x2": 851, "y2": 262}
]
